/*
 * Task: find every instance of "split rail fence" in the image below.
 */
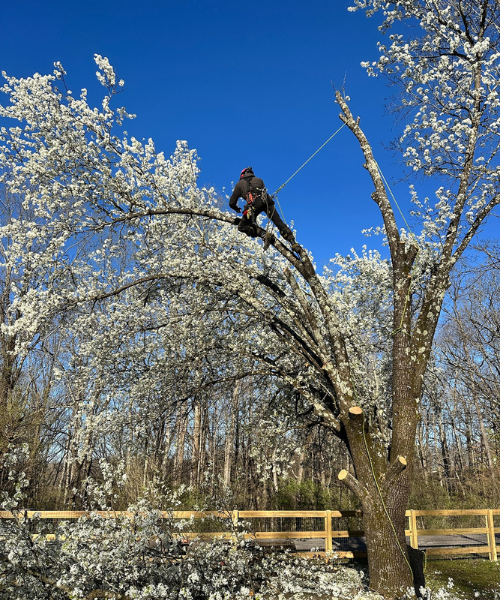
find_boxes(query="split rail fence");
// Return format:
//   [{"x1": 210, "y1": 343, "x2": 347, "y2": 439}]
[{"x1": 1, "y1": 509, "x2": 499, "y2": 561}]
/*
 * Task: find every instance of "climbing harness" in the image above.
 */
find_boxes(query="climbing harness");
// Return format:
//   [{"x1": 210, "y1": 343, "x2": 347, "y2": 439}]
[
  {"x1": 241, "y1": 177, "x2": 262, "y2": 236},
  {"x1": 244, "y1": 177, "x2": 263, "y2": 207}
]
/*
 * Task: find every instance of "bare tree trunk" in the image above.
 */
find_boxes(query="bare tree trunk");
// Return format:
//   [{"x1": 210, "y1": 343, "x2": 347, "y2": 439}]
[
  {"x1": 416, "y1": 419, "x2": 427, "y2": 481},
  {"x1": 464, "y1": 405, "x2": 476, "y2": 469},
  {"x1": 174, "y1": 405, "x2": 188, "y2": 485},
  {"x1": 192, "y1": 400, "x2": 202, "y2": 487},
  {"x1": 223, "y1": 380, "x2": 240, "y2": 487},
  {"x1": 472, "y1": 389, "x2": 496, "y2": 480},
  {"x1": 437, "y1": 406, "x2": 451, "y2": 492},
  {"x1": 160, "y1": 413, "x2": 173, "y2": 478}
]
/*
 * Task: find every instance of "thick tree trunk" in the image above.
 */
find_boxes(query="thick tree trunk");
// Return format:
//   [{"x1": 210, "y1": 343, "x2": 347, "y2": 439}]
[
  {"x1": 340, "y1": 407, "x2": 415, "y2": 598},
  {"x1": 363, "y1": 497, "x2": 413, "y2": 599},
  {"x1": 340, "y1": 458, "x2": 415, "y2": 598}
]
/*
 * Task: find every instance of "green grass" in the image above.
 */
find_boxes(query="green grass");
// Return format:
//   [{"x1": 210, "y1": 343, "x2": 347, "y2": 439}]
[{"x1": 425, "y1": 558, "x2": 500, "y2": 599}]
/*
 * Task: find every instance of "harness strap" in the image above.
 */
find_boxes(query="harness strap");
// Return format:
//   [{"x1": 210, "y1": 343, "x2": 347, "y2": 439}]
[{"x1": 245, "y1": 176, "x2": 266, "y2": 205}]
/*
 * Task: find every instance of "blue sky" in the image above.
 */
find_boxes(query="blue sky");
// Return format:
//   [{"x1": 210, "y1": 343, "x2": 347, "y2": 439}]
[{"x1": 0, "y1": 0, "x2": 426, "y2": 266}]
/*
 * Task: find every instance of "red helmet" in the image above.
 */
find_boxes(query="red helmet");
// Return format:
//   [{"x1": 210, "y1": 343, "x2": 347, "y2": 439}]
[{"x1": 240, "y1": 167, "x2": 253, "y2": 179}]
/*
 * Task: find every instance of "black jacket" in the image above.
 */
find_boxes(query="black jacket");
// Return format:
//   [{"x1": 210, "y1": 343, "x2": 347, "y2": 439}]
[{"x1": 229, "y1": 176, "x2": 267, "y2": 211}]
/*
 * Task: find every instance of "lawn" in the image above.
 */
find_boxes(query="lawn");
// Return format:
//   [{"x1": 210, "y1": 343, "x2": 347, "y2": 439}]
[{"x1": 424, "y1": 558, "x2": 500, "y2": 599}]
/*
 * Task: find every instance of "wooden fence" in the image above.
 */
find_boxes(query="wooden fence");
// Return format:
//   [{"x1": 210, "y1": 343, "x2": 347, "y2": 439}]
[{"x1": 1, "y1": 509, "x2": 499, "y2": 560}]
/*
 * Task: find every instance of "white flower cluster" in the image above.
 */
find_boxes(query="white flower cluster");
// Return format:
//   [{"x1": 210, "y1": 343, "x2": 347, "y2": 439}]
[
  {"x1": 350, "y1": 0, "x2": 500, "y2": 256},
  {"x1": 0, "y1": 455, "x2": 401, "y2": 600},
  {"x1": 0, "y1": 452, "x2": 468, "y2": 599}
]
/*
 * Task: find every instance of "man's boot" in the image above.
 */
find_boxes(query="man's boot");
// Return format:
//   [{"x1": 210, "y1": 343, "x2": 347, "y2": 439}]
[
  {"x1": 281, "y1": 228, "x2": 301, "y2": 254},
  {"x1": 262, "y1": 231, "x2": 275, "y2": 251}
]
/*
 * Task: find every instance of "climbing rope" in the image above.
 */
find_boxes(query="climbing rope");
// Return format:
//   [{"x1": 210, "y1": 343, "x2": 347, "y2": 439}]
[
  {"x1": 375, "y1": 161, "x2": 414, "y2": 235},
  {"x1": 374, "y1": 160, "x2": 420, "y2": 337},
  {"x1": 347, "y1": 165, "x2": 420, "y2": 580},
  {"x1": 271, "y1": 123, "x2": 347, "y2": 222}
]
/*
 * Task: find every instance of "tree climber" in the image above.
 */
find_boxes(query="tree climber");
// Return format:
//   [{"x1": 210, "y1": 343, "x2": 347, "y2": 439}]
[{"x1": 229, "y1": 167, "x2": 300, "y2": 252}]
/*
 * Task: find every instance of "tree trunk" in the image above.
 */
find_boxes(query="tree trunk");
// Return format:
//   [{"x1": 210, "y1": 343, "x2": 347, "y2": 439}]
[
  {"x1": 363, "y1": 498, "x2": 413, "y2": 598},
  {"x1": 437, "y1": 406, "x2": 451, "y2": 492},
  {"x1": 340, "y1": 405, "x2": 415, "y2": 598},
  {"x1": 223, "y1": 380, "x2": 240, "y2": 487},
  {"x1": 416, "y1": 420, "x2": 427, "y2": 481},
  {"x1": 472, "y1": 389, "x2": 496, "y2": 479},
  {"x1": 174, "y1": 406, "x2": 188, "y2": 485},
  {"x1": 192, "y1": 400, "x2": 202, "y2": 487}
]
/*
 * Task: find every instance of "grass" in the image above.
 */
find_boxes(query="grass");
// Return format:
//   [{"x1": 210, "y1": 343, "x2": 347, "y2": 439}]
[{"x1": 424, "y1": 558, "x2": 500, "y2": 599}]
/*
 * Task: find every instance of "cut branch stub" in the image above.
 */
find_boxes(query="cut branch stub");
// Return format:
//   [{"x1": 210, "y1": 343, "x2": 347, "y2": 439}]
[
  {"x1": 338, "y1": 469, "x2": 370, "y2": 504},
  {"x1": 347, "y1": 406, "x2": 366, "y2": 437},
  {"x1": 384, "y1": 455, "x2": 408, "y2": 485},
  {"x1": 349, "y1": 406, "x2": 363, "y2": 419}
]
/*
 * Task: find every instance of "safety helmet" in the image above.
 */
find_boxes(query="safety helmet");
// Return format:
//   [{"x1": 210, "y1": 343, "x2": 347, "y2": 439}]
[{"x1": 240, "y1": 167, "x2": 253, "y2": 179}]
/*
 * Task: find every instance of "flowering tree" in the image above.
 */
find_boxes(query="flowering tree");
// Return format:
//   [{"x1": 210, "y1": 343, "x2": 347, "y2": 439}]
[{"x1": 1, "y1": 0, "x2": 500, "y2": 596}]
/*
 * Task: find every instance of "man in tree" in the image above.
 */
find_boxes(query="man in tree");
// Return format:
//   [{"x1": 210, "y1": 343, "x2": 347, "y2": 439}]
[{"x1": 229, "y1": 167, "x2": 300, "y2": 252}]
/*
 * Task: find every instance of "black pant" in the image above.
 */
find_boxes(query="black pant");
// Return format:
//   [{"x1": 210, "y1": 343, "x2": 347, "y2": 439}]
[{"x1": 237, "y1": 195, "x2": 293, "y2": 241}]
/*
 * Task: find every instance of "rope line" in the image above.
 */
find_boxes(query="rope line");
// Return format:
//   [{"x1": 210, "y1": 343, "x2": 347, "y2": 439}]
[
  {"x1": 271, "y1": 123, "x2": 347, "y2": 222},
  {"x1": 375, "y1": 162, "x2": 414, "y2": 235},
  {"x1": 360, "y1": 407, "x2": 414, "y2": 577},
  {"x1": 374, "y1": 161, "x2": 420, "y2": 336}
]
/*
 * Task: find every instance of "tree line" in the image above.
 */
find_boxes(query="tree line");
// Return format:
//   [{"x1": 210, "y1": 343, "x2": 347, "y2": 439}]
[{"x1": 1, "y1": 228, "x2": 498, "y2": 512}]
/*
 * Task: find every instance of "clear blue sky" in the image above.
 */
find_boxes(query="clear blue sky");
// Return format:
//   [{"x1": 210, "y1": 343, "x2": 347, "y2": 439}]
[{"x1": 0, "y1": 0, "x2": 419, "y2": 266}]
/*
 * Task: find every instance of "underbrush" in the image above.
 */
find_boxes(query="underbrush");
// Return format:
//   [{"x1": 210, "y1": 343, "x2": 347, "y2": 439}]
[{"x1": 0, "y1": 450, "x2": 480, "y2": 600}]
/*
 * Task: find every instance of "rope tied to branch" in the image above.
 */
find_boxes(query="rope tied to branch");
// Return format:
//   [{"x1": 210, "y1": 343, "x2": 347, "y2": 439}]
[{"x1": 271, "y1": 123, "x2": 347, "y2": 222}]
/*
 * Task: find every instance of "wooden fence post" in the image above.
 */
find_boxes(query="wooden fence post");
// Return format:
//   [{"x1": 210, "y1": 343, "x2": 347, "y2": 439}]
[
  {"x1": 409, "y1": 510, "x2": 419, "y2": 549},
  {"x1": 486, "y1": 510, "x2": 497, "y2": 561},
  {"x1": 325, "y1": 510, "x2": 332, "y2": 553},
  {"x1": 232, "y1": 510, "x2": 239, "y2": 546}
]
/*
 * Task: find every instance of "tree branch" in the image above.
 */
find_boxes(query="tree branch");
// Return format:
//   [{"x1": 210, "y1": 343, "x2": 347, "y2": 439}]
[
  {"x1": 382, "y1": 455, "x2": 407, "y2": 485},
  {"x1": 338, "y1": 469, "x2": 370, "y2": 504},
  {"x1": 335, "y1": 91, "x2": 400, "y2": 258}
]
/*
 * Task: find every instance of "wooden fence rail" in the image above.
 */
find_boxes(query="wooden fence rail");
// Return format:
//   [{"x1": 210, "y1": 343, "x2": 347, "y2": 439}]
[{"x1": 1, "y1": 509, "x2": 498, "y2": 561}]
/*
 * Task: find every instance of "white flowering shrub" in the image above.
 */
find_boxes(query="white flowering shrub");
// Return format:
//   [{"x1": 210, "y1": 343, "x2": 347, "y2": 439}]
[
  {"x1": 0, "y1": 460, "x2": 370, "y2": 600},
  {"x1": 0, "y1": 451, "x2": 467, "y2": 600},
  {"x1": 2, "y1": 1, "x2": 498, "y2": 594}
]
